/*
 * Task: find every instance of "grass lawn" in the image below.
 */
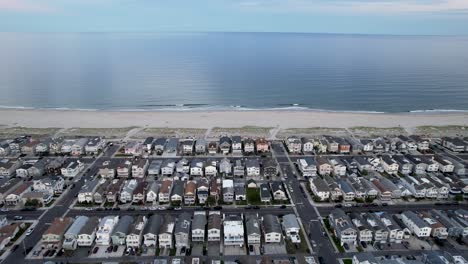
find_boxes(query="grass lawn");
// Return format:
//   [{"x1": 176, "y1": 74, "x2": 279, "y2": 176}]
[
  {"x1": 247, "y1": 188, "x2": 261, "y2": 205},
  {"x1": 74, "y1": 202, "x2": 95, "y2": 207},
  {"x1": 343, "y1": 259, "x2": 352, "y2": 264},
  {"x1": 331, "y1": 235, "x2": 345, "y2": 253}
]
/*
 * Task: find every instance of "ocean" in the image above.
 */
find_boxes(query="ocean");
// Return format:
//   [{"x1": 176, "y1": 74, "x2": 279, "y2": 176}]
[{"x1": 0, "y1": 32, "x2": 467, "y2": 113}]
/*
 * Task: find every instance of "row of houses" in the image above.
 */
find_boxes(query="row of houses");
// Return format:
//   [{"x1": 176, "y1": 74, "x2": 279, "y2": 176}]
[
  {"x1": 0, "y1": 158, "x2": 84, "y2": 178},
  {"x1": 310, "y1": 170, "x2": 468, "y2": 202},
  {"x1": 77, "y1": 177, "x2": 288, "y2": 205},
  {"x1": 298, "y1": 153, "x2": 463, "y2": 179},
  {"x1": 98, "y1": 157, "x2": 279, "y2": 179},
  {"x1": 329, "y1": 208, "x2": 468, "y2": 246},
  {"x1": 41, "y1": 212, "x2": 302, "y2": 251},
  {"x1": 286, "y1": 135, "x2": 431, "y2": 154},
  {"x1": 0, "y1": 136, "x2": 105, "y2": 157},
  {"x1": 126, "y1": 136, "x2": 271, "y2": 156},
  {"x1": 0, "y1": 176, "x2": 65, "y2": 206}
]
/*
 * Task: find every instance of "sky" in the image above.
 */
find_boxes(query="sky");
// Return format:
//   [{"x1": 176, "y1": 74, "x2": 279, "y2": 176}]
[{"x1": 1, "y1": 0, "x2": 468, "y2": 35}]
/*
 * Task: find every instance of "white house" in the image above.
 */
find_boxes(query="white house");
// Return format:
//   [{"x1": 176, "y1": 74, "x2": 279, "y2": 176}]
[
  {"x1": 61, "y1": 160, "x2": 84, "y2": 178},
  {"x1": 95, "y1": 216, "x2": 119, "y2": 246},
  {"x1": 400, "y1": 211, "x2": 432, "y2": 238},
  {"x1": 223, "y1": 214, "x2": 244, "y2": 246}
]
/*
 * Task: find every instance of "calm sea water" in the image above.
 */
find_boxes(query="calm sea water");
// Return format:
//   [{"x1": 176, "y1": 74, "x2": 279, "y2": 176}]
[{"x1": 0, "y1": 32, "x2": 468, "y2": 113}]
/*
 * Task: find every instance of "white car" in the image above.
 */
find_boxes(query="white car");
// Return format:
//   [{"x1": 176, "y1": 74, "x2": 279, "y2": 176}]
[
  {"x1": 26, "y1": 227, "x2": 34, "y2": 236},
  {"x1": 158, "y1": 206, "x2": 166, "y2": 211},
  {"x1": 0, "y1": 208, "x2": 9, "y2": 212}
]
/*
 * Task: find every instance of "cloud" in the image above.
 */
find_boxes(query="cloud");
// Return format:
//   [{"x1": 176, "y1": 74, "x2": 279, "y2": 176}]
[
  {"x1": 236, "y1": 0, "x2": 468, "y2": 14},
  {"x1": 0, "y1": 0, "x2": 54, "y2": 12}
]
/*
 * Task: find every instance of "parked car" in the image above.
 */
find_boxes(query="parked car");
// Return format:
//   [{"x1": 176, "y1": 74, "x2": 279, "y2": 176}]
[
  {"x1": 13, "y1": 216, "x2": 23, "y2": 220},
  {"x1": 92, "y1": 247, "x2": 99, "y2": 254},
  {"x1": 26, "y1": 227, "x2": 34, "y2": 236}
]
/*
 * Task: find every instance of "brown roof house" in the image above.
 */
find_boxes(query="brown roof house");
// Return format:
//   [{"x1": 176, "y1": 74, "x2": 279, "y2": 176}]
[
  {"x1": 184, "y1": 181, "x2": 197, "y2": 205},
  {"x1": 42, "y1": 217, "x2": 73, "y2": 249}
]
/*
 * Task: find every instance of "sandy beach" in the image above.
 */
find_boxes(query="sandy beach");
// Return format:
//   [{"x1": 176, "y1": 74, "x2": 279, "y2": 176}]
[{"x1": 0, "y1": 109, "x2": 467, "y2": 130}]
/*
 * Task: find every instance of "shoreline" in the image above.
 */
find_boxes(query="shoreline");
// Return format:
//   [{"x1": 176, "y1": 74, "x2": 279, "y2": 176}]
[{"x1": 1, "y1": 109, "x2": 468, "y2": 130}]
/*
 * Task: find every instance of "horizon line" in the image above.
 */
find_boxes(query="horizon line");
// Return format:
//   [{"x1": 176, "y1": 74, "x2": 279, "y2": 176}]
[{"x1": 0, "y1": 30, "x2": 466, "y2": 38}]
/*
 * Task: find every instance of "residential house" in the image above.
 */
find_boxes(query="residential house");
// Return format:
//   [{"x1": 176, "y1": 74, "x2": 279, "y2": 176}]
[
  {"x1": 126, "y1": 215, "x2": 147, "y2": 248},
  {"x1": 285, "y1": 137, "x2": 302, "y2": 153},
  {"x1": 223, "y1": 214, "x2": 244, "y2": 246},
  {"x1": 400, "y1": 211, "x2": 432, "y2": 238},
  {"x1": 235, "y1": 184, "x2": 246, "y2": 201},
  {"x1": 120, "y1": 179, "x2": 138, "y2": 204},
  {"x1": 378, "y1": 212, "x2": 404, "y2": 243},
  {"x1": 143, "y1": 214, "x2": 163, "y2": 247},
  {"x1": 111, "y1": 215, "x2": 134, "y2": 245},
  {"x1": 360, "y1": 139, "x2": 374, "y2": 152},
  {"x1": 298, "y1": 157, "x2": 317, "y2": 177},
  {"x1": 159, "y1": 215, "x2": 175, "y2": 248},
  {"x1": 175, "y1": 213, "x2": 191, "y2": 248},
  {"x1": 77, "y1": 178, "x2": 101, "y2": 203},
  {"x1": 203, "y1": 160, "x2": 216, "y2": 177},
  {"x1": 196, "y1": 178, "x2": 209, "y2": 204},
  {"x1": 63, "y1": 216, "x2": 89, "y2": 250},
  {"x1": 124, "y1": 141, "x2": 143, "y2": 156},
  {"x1": 330, "y1": 158, "x2": 347, "y2": 177},
  {"x1": 61, "y1": 159, "x2": 84, "y2": 178},
  {"x1": 301, "y1": 137, "x2": 314, "y2": 152},
  {"x1": 246, "y1": 215, "x2": 261, "y2": 245},
  {"x1": 132, "y1": 181, "x2": 148, "y2": 204},
  {"x1": 176, "y1": 158, "x2": 190, "y2": 174},
  {"x1": 256, "y1": 138, "x2": 269, "y2": 152},
  {"x1": 85, "y1": 137, "x2": 105, "y2": 155},
  {"x1": 181, "y1": 139, "x2": 194, "y2": 155},
  {"x1": 45, "y1": 158, "x2": 65, "y2": 176},
  {"x1": 442, "y1": 137, "x2": 467, "y2": 153},
  {"x1": 271, "y1": 181, "x2": 287, "y2": 201},
  {"x1": 33, "y1": 176, "x2": 64, "y2": 195},
  {"x1": 316, "y1": 157, "x2": 333, "y2": 176},
  {"x1": 154, "y1": 138, "x2": 167, "y2": 155},
  {"x1": 233, "y1": 159, "x2": 245, "y2": 177},
  {"x1": 433, "y1": 155, "x2": 455, "y2": 173},
  {"x1": 219, "y1": 158, "x2": 232, "y2": 176},
  {"x1": 15, "y1": 164, "x2": 32, "y2": 178},
  {"x1": 222, "y1": 179, "x2": 234, "y2": 203},
  {"x1": 324, "y1": 136, "x2": 339, "y2": 153},
  {"x1": 42, "y1": 217, "x2": 73, "y2": 249},
  {"x1": 5, "y1": 182, "x2": 31, "y2": 206},
  {"x1": 209, "y1": 180, "x2": 220, "y2": 201},
  {"x1": 77, "y1": 217, "x2": 99, "y2": 247},
  {"x1": 219, "y1": 136, "x2": 232, "y2": 154},
  {"x1": 71, "y1": 138, "x2": 88, "y2": 156},
  {"x1": 207, "y1": 141, "x2": 218, "y2": 155},
  {"x1": 132, "y1": 159, "x2": 149, "y2": 178},
  {"x1": 263, "y1": 214, "x2": 282, "y2": 243},
  {"x1": 421, "y1": 213, "x2": 448, "y2": 239},
  {"x1": 231, "y1": 136, "x2": 242, "y2": 154},
  {"x1": 93, "y1": 181, "x2": 108, "y2": 204},
  {"x1": 263, "y1": 158, "x2": 278, "y2": 178},
  {"x1": 363, "y1": 213, "x2": 388, "y2": 243},
  {"x1": 246, "y1": 158, "x2": 260, "y2": 177},
  {"x1": 381, "y1": 155, "x2": 399, "y2": 175},
  {"x1": 192, "y1": 212, "x2": 207, "y2": 242},
  {"x1": 260, "y1": 183, "x2": 272, "y2": 203},
  {"x1": 161, "y1": 160, "x2": 176, "y2": 176},
  {"x1": 393, "y1": 155, "x2": 413, "y2": 175},
  {"x1": 97, "y1": 159, "x2": 116, "y2": 178},
  {"x1": 244, "y1": 138, "x2": 256, "y2": 154},
  {"x1": 184, "y1": 181, "x2": 197, "y2": 205},
  {"x1": 405, "y1": 155, "x2": 429, "y2": 175},
  {"x1": 329, "y1": 209, "x2": 357, "y2": 246},
  {"x1": 208, "y1": 212, "x2": 222, "y2": 241},
  {"x1": 170, "y1": 180, "x2": 184, "y2": 203},
  {"x1": 143, "y1": 137, "x2": 154, "y2": 152},
  {"x1": 349, "y1": 213, "x2": 373, "y2": 243},
  {"x1": 310, "y1": 177, "x2": 331, "y2": 201},
  {"x1": 105, "y1": 179, "x2": 124, "y2": 203},
  {"x1": 148, "y1": 160, "x2": 163, "y2": 176},
  {"x1": 27, "y1": 159, "x2": 46, "y2": 177},
  {"x1": 338, "y1": 179, "x2": 356, "y2": 202},
  {"x1": 95, "y1": 216, "x2": 119, "y2": 246},
  {"x1": 146, "y1": 181, "x2": 160, "y2": 203},
  {"x1": 282, "y1": 214, "x2": 301, "y2": 243},
  {"x1": 195, "y1": 139, "x2": 206, "y2": 154},
  {"x1": 116, "y1": 160, "x2": 132, "y2": 178}
]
